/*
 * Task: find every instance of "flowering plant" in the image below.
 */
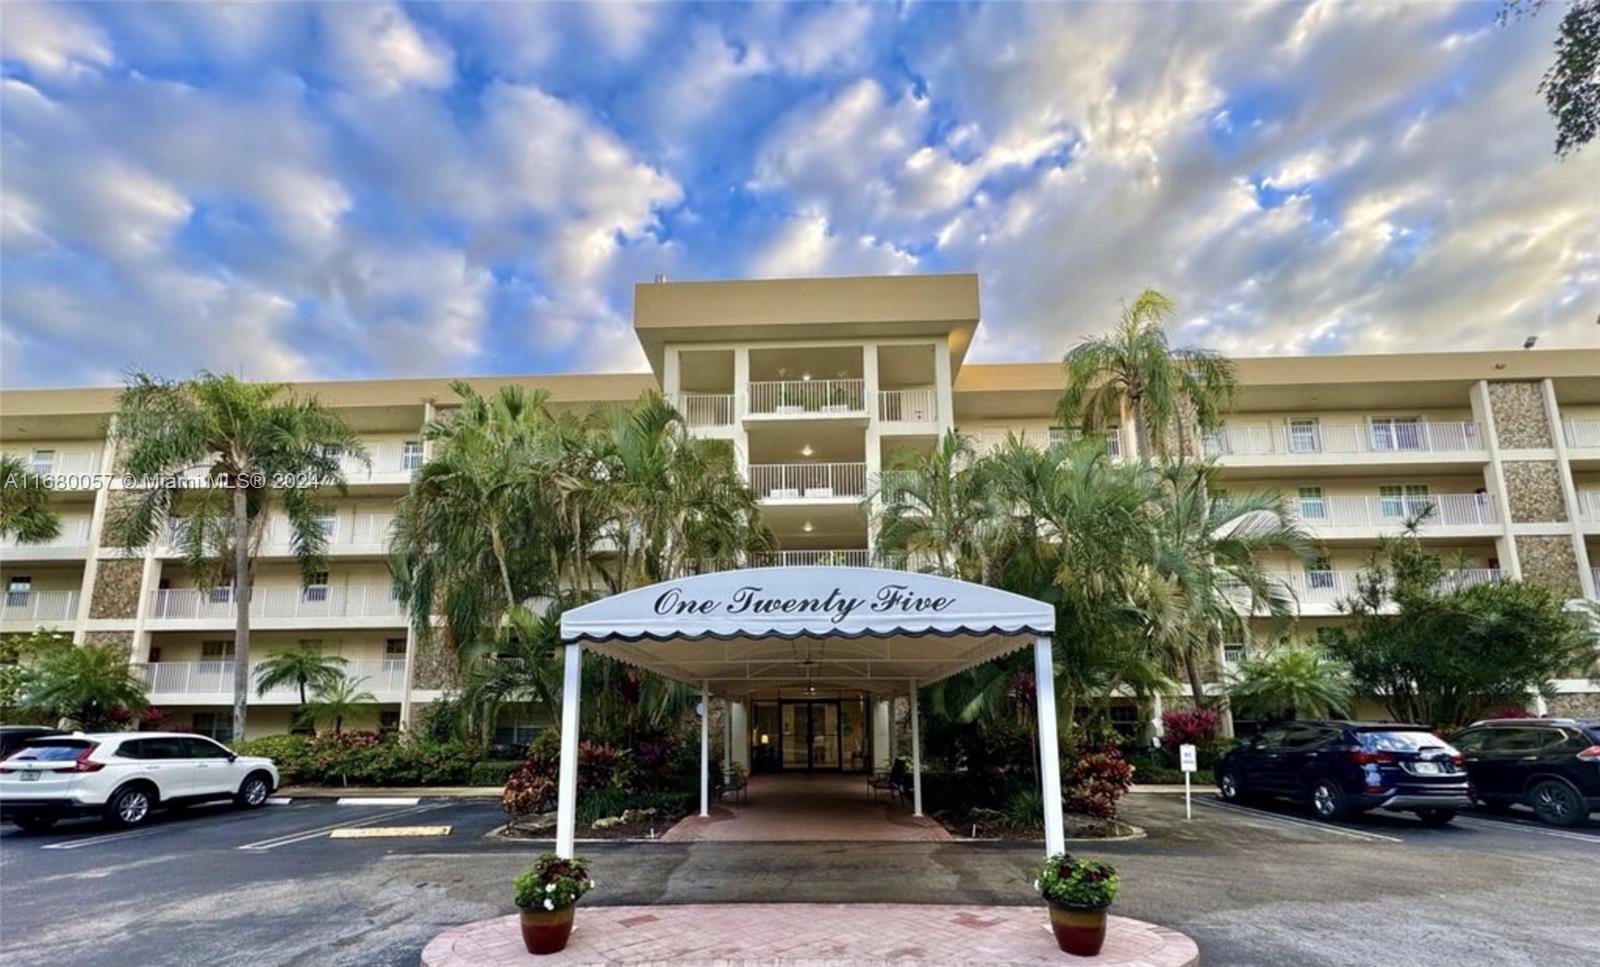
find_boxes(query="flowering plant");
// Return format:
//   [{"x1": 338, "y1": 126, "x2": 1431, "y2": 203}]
[
  {"x1": 1033, "y1": 853, "x2": 1119, "y2": 910},
  {"x1": 513, "y1": 854, "x2": 594, "y2": 912}
]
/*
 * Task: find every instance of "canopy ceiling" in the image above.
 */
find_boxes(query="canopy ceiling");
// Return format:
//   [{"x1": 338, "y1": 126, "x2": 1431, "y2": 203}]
[{"x1": 559, "y1": 567, "x2": 1054, "y2": 699}]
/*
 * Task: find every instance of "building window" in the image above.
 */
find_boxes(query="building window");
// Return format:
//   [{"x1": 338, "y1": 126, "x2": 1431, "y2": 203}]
[
  {"x1": 402, "y1": 440, "x2": 424, "y2": 471},
  {"x1": 6, "y1": 576, "x2": 31, "y2": 607},
  {"x1": 1287, "y1": 418, "x2": 1321, "y2": 453},
  {"x1": 1314, "y1": 626, "x2": 1339, "y2": 648},
  {"x1": 1378, "y1": 484, "x2": 1430, "y2": 519},
  {"x1": 29, "y1": 449, "x2": 55, "y2": 476},
  {"x1": 1370, "y1": 417, "x2": 1424, "y2": 452},
  {"x1": 191, "y1": 712, "x2": 229, "y2": 741},
  {"x1": 209, "y1": 585, "x2": 233, "y2": 604},
  {"x1": 1108, "y1": 704, "x2": 1138, "y2": 737},
  {"x1": 384, "y1": 638, "x2": 407, "y2": 660},
  {"x1": 1307, "y1": 556, "x2": 1336, "y2": 590},
  {"x1": 379, "y1": 710, "x2": 401, "y2": 734},
  {"x1": 304, "y1": 571, "x2": 329, "y2": 603},
  {"x1": 200, "y1": 640, "x2": 235, "y2": 660},
  {"x1": 315, "y1": 513, "x2": 337, "y2": 538},
  {"x1": 1223, "y1": 643, "x2": 1248, "y2": 666},
  {"x1": 322, "y1": 444, "x2": 344, "y2": 461},
  {"x1": 1297, "y1": 486, "x2": 1326, "y2": 520}
]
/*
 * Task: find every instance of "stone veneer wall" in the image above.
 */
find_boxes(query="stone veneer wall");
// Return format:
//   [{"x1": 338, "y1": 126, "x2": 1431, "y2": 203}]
[
  {"x1": 412, "y1": 633, "x2": 460, "y2": 691},
  {"x1": 88, "y1": 558, "x2": 145, "y2": 619},
  {"x1": 1487, "y1": 381, "x2": 1553, "y2": 449},
  {"x1": 83, "y1": 631, "x2": 133, "y2": 661},
  {"x1": 1502, "y1": 460, "x2": 1568, "y2": 523},
  {"x1": 1513, "y1": 535, "x2": 1582, "y2": 598},
  {"x1": 1547, "y1": 693, "x2": 1600, "y2": 718}
]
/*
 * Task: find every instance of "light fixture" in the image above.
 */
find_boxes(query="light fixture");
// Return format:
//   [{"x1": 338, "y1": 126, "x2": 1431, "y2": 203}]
[
  {"x1": 760, "y1": 733, "x2": 770, "y2": 745},
  {"x1": 803, "y1": 521, "x2": 814, "y2": 533},
  {"x1": 801, "y1": 372, "x2": 812, "y2": 381},
  {"x1": 800, "y1": 444, "x2": 814, "y2": 457}
]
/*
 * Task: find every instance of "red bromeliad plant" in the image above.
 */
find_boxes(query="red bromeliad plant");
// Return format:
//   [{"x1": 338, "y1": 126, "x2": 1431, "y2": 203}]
[
  {"x1": 1160, "y1": 707, "x2": 1219, "y2": 753},
  {"x1": 1063, "y1": 744, "x2": 1134, "y2": 819}
]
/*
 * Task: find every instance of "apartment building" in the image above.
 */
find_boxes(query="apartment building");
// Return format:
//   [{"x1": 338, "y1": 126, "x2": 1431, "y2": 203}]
[{"x1": 3, "y1": 273, "x2": 1598, "y2": 742}]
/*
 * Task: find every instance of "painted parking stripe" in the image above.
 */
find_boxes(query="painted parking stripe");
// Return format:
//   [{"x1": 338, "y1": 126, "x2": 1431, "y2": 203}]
[
  {"x1": 266, "y1": 797, "x2": 294, "y2": 805},
  {"x1": 335, "y1": 796, "x2": 420, "y2": 806},
  {"x1": 1195, "y1": 797, "x2": 1405, "y2": 843},
  {"x1": 237, "y1": 803, "x2": 445, "y2": 851},
  {"x1": 41, "y1": 825, "x2": 177, "y2": 851},
  {"x1": 328, "y1": 825, "x2": 451, "y2": 838},
  {"x1": 1454, "y1": 816, "x2": 1600, "y2": 845}
]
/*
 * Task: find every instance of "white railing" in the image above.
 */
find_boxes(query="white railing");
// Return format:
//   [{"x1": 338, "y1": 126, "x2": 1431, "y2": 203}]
[
  {"x1": 340, "y1": 442, "x2": 422, "y2": 480},
  {"x1": 142, "y1": 658, "x2": 408, "y2": 697},
  {"x1": 149, "y1": 584, "x2": 406, "y2": 622},
  {"x1": 164, "y1": 513, "x2": 395, "y2": 554},
  {"x1": 1225, "y1": 568, "x2": 1502, "y2": 610},
  {"x1": 751, "y1": 549, "x2": 871, "y2": 567},
  {"x1": 1437, "y1": 568, "x2": 1504, "y2": 592},
  {"x1": 1564, "y1": 419, "x2": 1600, "y2": 449},
  {"x1": 1575, "y1": 492, "x2": 1600, "y2": 523},
  {"x1": 1, "y1": 517, "x2": 92, "y2": 550},
  {"x1": 747, "y1": 379, "x2": 865, "y2": 416},
  {"x1": 7, "y1": 449, "x2": 102, "y2": 477},
  {"x1": 1288, "y1": 493, "x2": 1498, "y2": 529},
  {"x1": 0, "y1": 590, "x2": 79, "y2": 623},
  {"x1": 674, "y1": 394, "x2": 735, "y2": 427},
  {"x1": 748, "y1": 462, "x2": 867, "y2": 500},
  {"x1": 1204, "y1": 421, "x2": 1483, "y2": 457},
  {"x1": 877, "y1": 388, "x2": 937, "y2": 422}
]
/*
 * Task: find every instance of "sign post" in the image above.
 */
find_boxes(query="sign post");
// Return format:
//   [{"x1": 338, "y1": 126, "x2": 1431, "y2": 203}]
[{"x1": 1179, "y1": 743, "x2": 1197, "y2": 821}]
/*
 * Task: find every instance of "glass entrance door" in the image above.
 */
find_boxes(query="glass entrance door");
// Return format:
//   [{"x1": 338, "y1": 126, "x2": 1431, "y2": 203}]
[{"x1": 778, "y1": 701, "x2": 843, "y2": 770}]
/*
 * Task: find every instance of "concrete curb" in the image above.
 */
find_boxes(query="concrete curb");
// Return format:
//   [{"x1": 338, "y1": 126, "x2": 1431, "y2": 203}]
[{"x1": 279, "y1": 785, "x2": 504, "y2": 799}]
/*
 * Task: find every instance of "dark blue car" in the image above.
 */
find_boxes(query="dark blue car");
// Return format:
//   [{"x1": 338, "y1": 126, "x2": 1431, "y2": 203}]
[{"x1": 1214, "y1": 721, "x2": 1471, "y2": 825}]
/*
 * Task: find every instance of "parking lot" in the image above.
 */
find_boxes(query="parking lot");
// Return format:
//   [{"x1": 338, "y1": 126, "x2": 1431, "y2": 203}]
[{"x1": 1, "y1": 791, "x2": 1595, "y2": 967}]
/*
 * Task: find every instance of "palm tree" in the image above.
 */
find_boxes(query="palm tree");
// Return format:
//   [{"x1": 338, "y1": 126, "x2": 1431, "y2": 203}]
[
  {"x1": 1229, "y1": 645, "x2": 1352, "y2": 721},
  {"x1": 254, "y1": 646, "x2": 349, "y2": 734},
  {"x1": 105, "y1": 372, "x2": 365, "y2": 740},
  {"x1": 1145, "y1": 462, "x2": 1315, "y2": 712},
  {"x1": 20, "y1": 643, "x2": 148, "y2": 730},
  {"x1": 304, "y1": 675, "x2": 377, "y2": 735},
  {"x1": 869, "y1": 430, "x2": 997, "y2": 581},
  {"x1": 458, "y1": 604, "x2": 564, "y2": 742},
  {"x1": 0, "y1": 453, "x2": 62, "y2": 543},
  {"x1": 1056, "y1": 288, "x2": 1236, "y2": 459}
]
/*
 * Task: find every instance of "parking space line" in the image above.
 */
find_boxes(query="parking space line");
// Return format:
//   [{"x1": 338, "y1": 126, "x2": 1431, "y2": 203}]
[
  {"x1": 236, "y1": 803, "x2": 446, "y2": 851},
  {"x1": 1195, "y1": 798, "x2": 1405, "y2": 843},
  {"x1": 1454, "y1": 816, "x2": 1600, "y2": 845},
  {"x1": 40, "y1": 825, "x2": 176, "y2": 851}
]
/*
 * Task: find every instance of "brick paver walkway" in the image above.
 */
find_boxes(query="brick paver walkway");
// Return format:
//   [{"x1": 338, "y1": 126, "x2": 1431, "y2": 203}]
[
  {"x1": 421, "y1": 904, "x2": 1199, "y2": 967},
  {"x1": 660, "y1": 773, "x2": 950, "y2": 842}
]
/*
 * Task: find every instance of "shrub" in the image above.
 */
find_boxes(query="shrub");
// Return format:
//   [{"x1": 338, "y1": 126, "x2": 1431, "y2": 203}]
[
  {"x1": 512, "y1": 854, "x2": 594, "y2": 912},
  {"x1": 468, "y1": 759, "x2": 523, "y2": 787},
  {"x1": 577, "y1": 740, "x2": 635, "y2": 793},
  {"x1": 1062, "y1": 743, "x2": 1134, "y2": 819},
  {"x1": 233, "y1": 734, "x2": 313, "y2": 780},
  {"x1": 234, "y1": 732, "x2": 486, "y2": 786},
  {"x1": 1160, "y1": 707, "x2": 1219, "y2": 753},
  {"x1": 1034, "y1": 854, "x2": 1120, "y2": 909},
  {"x1": 1004, "y1": 787, "x2": 1046, "y2": 829}
]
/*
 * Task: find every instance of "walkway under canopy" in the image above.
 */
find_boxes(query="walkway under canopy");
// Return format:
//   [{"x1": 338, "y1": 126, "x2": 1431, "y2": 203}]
[{"x1": 660, "y1": 772, "x2": 950, "y2": 843}]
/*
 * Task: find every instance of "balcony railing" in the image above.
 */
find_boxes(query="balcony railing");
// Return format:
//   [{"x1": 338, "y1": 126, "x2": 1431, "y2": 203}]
[
  {"x1": 164, "y1": 513, "x2": 396, "y2": 554},
  {"x1": 339, "y1": 443, "x2": 423, "y2": 481},
  {"x1": 1287, "y1": 493, "x2": 1498, "y2": 529},
  {"x1": 750, "y1": 549, "x2": 871, "y2": 567},
  {"x1": 748, "y1": 462, "x2": 867, "y2": 500},
  {"x1": 0, "y1": 590, "x2": 79, "y2": 623},
  {"x1": 1, "y1": 517, "x2": 92, "y2": 552},
  {"x1": 1224, "y1": 568, "x2": 1502, "y2": 609},
  {"x1": 1565, "y1": 419, "x2": 1600, "y2": 449},
  {"x1": 7, "y1": 449, "x2": 103, "y2": 477},
  {"x1": 877, "y1": 388, "x2": 937, "y2": 423},
  {"x1": 747, "y1": 379, "x2": 865, "y2": 416},
  {"x1": 1203, "y1": 421, "x2": 1483, "y2": 457},
  {"x1": 674, "y1": 393, "x2": 735, "y2": 427},
  {"x1": 149, "y1": 584, "x2": 406, "y2": 622},
  {"x1": 1577, "y1": 491, "x2": 1600, "y2": 523},
  {"x1": 142, "y1": 658, "x2": 408, "y2": 697}
]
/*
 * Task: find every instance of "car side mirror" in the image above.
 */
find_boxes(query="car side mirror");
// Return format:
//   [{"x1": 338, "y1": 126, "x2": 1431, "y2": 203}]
[{"x1": 227, "y1": 753, "x2": 238, "y2": 762}]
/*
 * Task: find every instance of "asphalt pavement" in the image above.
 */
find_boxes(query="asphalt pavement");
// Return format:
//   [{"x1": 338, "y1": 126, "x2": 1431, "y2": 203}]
[{"x1": 0, "y1": 791, "x2": 1595, "y2": 967}]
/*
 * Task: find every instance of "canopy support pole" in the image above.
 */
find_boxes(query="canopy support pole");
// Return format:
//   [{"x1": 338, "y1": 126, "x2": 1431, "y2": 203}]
[
  {"x1": 699, "y1": 680, "x2": 710, "y2": 817},
  {"x1": 1034, "y1": 636, "x2": 1065, "y2": 857},
  {"x1": 909, "y1": 678, "x2": 923, "y2": 817},
  {"x1": 555, "y1": 643, "x2": 583, "y2": 859}
]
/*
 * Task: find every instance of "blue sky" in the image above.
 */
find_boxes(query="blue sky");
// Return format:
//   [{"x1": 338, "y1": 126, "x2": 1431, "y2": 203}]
[{"x1": 1, "y1": 1, "x2": 1595, "y2": 388}]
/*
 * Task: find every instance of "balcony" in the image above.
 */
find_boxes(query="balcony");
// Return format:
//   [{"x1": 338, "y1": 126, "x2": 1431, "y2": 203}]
[
  {"x1": 748, "y1": 463, "x2": 866, "y2": 501},
  {"x1": 0, "y1": 590, "x2": 79, "y2": 627},
  {"x1": 162, "y1": 513, "x2": 395, "y2": 557},
  {"x1": 747, "y1": 380, "x2": 866, "y2": 418},
  {"x1": 142, "y1": 658, "x2": 408, "y2": 703},
  {"x1": 148, "y1": 584, "x2": 406, "y2": 626},
  {"x1": 339, "y1": 443, "x2": 422, "y2": 483},
  {"x1": 1, "y1": 517, "x2": 93, "y2": 559},
  {"x1": 674, "y1": 393, "x2": 735, "y2": 428},
  {"x1": 877, "y1": 388, "x2": 938, "y2": 423},
  {"x1": 1225, "y1": 568, "x2": 1502, "y2": 613},
  {"x1": 1577, "y1": 492, "x2": 1600, "y2": 528},
  {"x1": 1287, "y1": 493, "x2": 1498, "y2": 533},
  {"x1": 1204, "y1": 421, "x2": 1483, "y2": 460},
  {"x1": 750, "y1": 549, "x2": 871, "y2": 567},
  {"x1": 1565, "y1": 419, "x2": 1600, "y2": 450},
  {"x1": 6, "y1": 448, "x2": 102, "y2": 487}
]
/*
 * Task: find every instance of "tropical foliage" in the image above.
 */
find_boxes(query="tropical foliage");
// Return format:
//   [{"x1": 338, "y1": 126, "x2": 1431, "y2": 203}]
[
  {"x1": 254, "y1": 646, "x2": 350, "y2": 734},
  {"x1": 0, "y1": 630, "x2": 72, "y2": 723},
  {"x1": 1228, "y1": 645, "x2": 1352, "y2": 721},
  {"x1": 1035, "y1": 854, "x2": 1120, "y2": 909},
  {"x1": 18, "y1": 643, "x2": 148, "y2": 730},
  {"x1": 513, "y1": 854, "x2": 594, "y2": 912},
  {"x1": 303, "y1": 675, "x2": 378, "y2": 735},
  {"x1": 0, "y1": 453, "x2": 63, "y2": 543},
  {"x1": 105, "y1": 371, "x2": 363, "y2": 739}
]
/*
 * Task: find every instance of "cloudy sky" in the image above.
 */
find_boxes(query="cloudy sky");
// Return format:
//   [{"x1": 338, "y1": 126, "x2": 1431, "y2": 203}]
[{"x1": 1, "y1": 1, "x2": 1595, "y2": 388}]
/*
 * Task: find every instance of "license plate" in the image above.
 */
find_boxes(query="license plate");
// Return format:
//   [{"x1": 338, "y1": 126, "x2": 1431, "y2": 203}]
[
  {"x1": 19, "y1": 771, "x2": 40, "y2": 782},
  {"x1": 1413, "y1": 761, "x2": 1440, "y2": 775}
]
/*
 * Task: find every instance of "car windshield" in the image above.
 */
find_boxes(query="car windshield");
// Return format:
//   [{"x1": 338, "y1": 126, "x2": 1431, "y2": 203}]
[
  {"x1": 1356, "y1": 731, "x2": 1454, "y2": 754},
  {"x1": 7, "y1": 740, "x2": 93, "y2": 761}
]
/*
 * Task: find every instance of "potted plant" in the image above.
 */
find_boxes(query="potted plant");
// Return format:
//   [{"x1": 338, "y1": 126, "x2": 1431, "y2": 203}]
[
  {"x1": 513, "y1": 853, "x2": 595, "y2": 955},
  {"x1": 1034, "y1": 853, "x2": 1120, "y2": 956}
]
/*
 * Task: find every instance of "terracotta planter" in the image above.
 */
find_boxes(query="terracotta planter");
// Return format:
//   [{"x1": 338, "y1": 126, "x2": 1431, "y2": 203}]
[
  {"x1": 518, "y1": 905, "x2": 576, "y2": 955},
  {"x1": 1048, "y1": 902, "x2": 1109, "y2": 957}
]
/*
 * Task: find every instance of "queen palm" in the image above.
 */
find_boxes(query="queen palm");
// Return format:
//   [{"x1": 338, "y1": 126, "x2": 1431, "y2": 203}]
[
  {"x1": 1229, "y1": 645, "x2": 1352, "y2": 721},
  {"x1": 304, "y1": 674, "x2": 378, "y2": 735},
  {"x1": 869, "y1": 430, "x2": 997, "y2": 581},
  {"x1": 20, "y1": 643, "x2": 148, "y2": 730},
  {"x1": 0, "y1": 453, "x2": 62, "y2": 543},
  {"x1": 106, "y1": 372, "x2": 364, "y2": 740},
  {"x1": 254, "y1": 646, "x2": 349, "y2": 734},
  {"x1": 1057, "y1": 288, "x2": 1236, "y2": 460}
]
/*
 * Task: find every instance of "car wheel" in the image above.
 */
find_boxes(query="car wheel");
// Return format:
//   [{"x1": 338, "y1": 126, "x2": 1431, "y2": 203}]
[
  {"x1": 104, "y1": 784, "x2": 154, "y2": 829},
  {"x1": 1308, "y1": 778, "x2": 1348, "y2": 821},
  {"x1": 234, "y1": 772, "x2": 272, "y2": 808},
  {"x1": 12, "y1": 814, "x2": 58, "y2": 833},
  {"x1": 1416, "y1": 809, "x2": 1457, "y2": 826},
  {"x1": 1528, "y1": 780, "x2": 1589, "y2": 828},
  {"x1": 1217, "y1": 769, "x2": 1244, "y2": 803}
]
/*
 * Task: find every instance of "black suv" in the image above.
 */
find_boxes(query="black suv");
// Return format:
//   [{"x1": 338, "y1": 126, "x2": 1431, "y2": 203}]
[
  {"x1": 1215, "y1": 721, "x2": 1471, "y2": 825},
  {"x1": 1448, "y1": 718, "x2": 1600, "y2": 827}
]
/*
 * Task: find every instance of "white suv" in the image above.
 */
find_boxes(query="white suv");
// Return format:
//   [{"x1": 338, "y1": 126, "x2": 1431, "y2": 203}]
[{"x1": 0, "y1": 732, "x2": 279, "y2": 831}]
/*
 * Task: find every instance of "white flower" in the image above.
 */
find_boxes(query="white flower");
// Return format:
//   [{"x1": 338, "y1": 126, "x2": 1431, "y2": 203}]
[
  {"x1": 1033, "y1": 880, "x2": 1041, "y2": 891},
  {"x1": 544, "y1": 899, "x2": 555, "y2": 911},
  {"x1": 546, "y1": 884, "x2": 555, "y2": 893}
]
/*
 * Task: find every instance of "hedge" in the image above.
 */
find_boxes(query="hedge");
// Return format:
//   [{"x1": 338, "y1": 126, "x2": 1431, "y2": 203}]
[{"x1": 232, "y1": 732, "x2": 509, "y2": 787}]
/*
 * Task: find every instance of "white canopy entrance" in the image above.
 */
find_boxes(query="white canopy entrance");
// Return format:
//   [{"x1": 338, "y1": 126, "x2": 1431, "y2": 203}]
[{"x1": 554, "y1": 567, "x2": 1065, "y2": 856}]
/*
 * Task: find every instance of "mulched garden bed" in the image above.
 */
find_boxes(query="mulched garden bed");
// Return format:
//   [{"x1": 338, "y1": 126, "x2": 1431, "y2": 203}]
[
  {"x1": 933, "y1": 808, "x2": 1143, "y2": 841},
  {"x1": 496, "y1": 806, "x2": 690, "y2": 841}
]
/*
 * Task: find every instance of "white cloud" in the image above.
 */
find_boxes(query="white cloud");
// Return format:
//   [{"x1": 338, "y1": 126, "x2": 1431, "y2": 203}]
[
  {"x1": 747, "y1": 214, "x2": 917, "y2": 279},
  {"x1": 0, "y1": 3, "x2": 113, "y2": 80},
  {"x1": 319, "y1": 3, "x2": 453, "y2": 96}
]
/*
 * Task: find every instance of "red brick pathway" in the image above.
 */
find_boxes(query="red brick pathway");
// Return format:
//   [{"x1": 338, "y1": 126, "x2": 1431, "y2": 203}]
[
  {"x1": 660, "y1": 772, "x2": 950, "y2": 843},
  {"x1": 421, "y1": 904, "x2": 1199, "y2": 967}
]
